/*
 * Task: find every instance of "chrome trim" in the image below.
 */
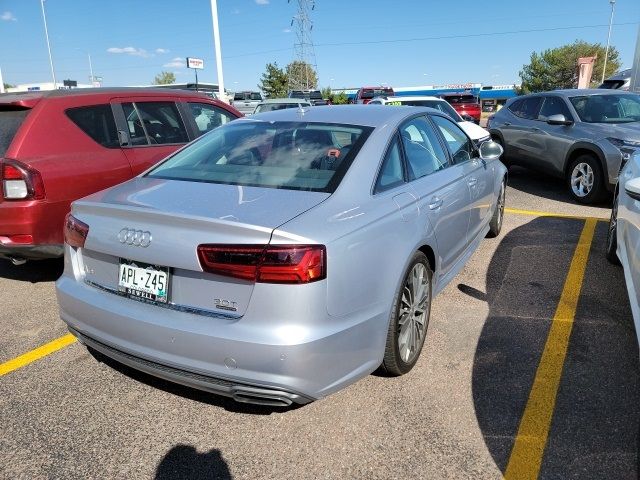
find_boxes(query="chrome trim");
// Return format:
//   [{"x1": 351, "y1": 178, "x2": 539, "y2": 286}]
[{"x1": 84, "y1": 279, "x2": 241, "y2": 319}]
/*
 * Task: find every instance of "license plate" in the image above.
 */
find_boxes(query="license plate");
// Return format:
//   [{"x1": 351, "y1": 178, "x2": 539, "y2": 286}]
[{"x1": 118, "y1": 259, "x2": 169, "y2": 304}]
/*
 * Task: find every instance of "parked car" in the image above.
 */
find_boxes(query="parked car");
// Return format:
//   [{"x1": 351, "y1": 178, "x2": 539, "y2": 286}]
[
  {"x1": 231, "y1": 91, "x2": 264, "y2": 115},
  {"x1": 488, "y1": 89, "x2": 640, "y2": 204},
  {"x1": 368, "y1": 95, "x2": 490, "y2": 146},
  {"x1": 253, "y1": 98, "x2": 312, "y2": 114},
  {"x1": 56, "y1": 105, "x2": 507, "y2": 406},
  {"x1": 606, "y1": 149, "x2": 640, "y2": 348},
  {"x1": 438, "y1": 93, "x2": 481, "y2": 124},
  {"x1": 288, "y1": 90, "x2": 328, "y2": 106},
  {"x1": 599, "y1": 69, "x2": 632, "y2": 91},
  {"x1": 0, "y1": 88, "x2": 241, "y2": 264},
  {"x1": 355, "y1": 86, "x2": 395, "y2": 104}
]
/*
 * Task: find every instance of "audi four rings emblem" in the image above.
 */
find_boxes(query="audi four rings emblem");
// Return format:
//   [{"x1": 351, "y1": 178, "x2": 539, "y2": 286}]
[{"x1": 117, "y1": 228, "x2": 152, "y2": 247}]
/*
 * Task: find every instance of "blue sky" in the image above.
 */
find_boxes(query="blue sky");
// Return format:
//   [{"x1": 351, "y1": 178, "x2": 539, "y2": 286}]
[{"x1": 0, "y1": 0, "x2": 639, "y2": 90}]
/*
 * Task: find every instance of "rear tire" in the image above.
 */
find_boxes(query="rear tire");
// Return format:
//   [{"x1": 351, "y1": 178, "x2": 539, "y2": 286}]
[
  {"x1": 567, "y1": 154, "x2": 605, "y2": 204},
  {"x1": 382, "y1": 252, "x2": 432, "y2": 376},
  {"x1": 606, "y1": 189, "x2": 621, "y2": 265},
  {"x1": 487, "y1": 178, "x2": 506, "y2": 238}
]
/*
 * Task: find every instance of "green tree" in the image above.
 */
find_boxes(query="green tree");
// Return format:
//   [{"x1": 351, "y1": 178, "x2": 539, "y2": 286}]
[
  {"x1": 286, "y1": 61, "x2": 318, "y2": 90},
  {"x1": 321, "y1": 85, "x2": 333, "y2": 102},
  {"x1": 331, "y1": 91, "x2": 349, "y2": 105},
  {"x1": 3, "y1": 83, "x2": 15, "y2": 90},
  {"x1": 258, "y1": 62, "x2": 288, "y2": 98},
  {"x1": 519, "y1": 40, "x2": 621, "y2": 93},
  {"x1": 153, "y1": 71, "x2": 176, "y2": 85}
]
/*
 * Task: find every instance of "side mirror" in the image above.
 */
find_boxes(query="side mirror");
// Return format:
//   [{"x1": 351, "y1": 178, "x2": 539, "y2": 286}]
[
  {"x1": 624, "y1": 177, "x2": 640, "y2": 201},
  {"x1": 117, "y1": 130, "x2": 129, "y2": 146},
  {"x1": 478, "y1": 139, "x2": 504, "y2": 161},
  {"x1": 461, "y1": 114, "x2": 475, "y2": 122},
  {"x1": 546, "y1": 114, "x2": 573, "y2": 126}
]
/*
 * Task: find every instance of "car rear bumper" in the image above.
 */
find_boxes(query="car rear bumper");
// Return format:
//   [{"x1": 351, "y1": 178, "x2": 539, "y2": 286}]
[
  {"x1": 0, "y1": 242, "x2": 64, "y2": 260},
  {"x1": 56, "y1": 273, "x2": 387, "y2": 404}
]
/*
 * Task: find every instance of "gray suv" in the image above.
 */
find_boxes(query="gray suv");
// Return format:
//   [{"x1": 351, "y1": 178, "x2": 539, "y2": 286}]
[{"x1": 488, "y1": 89, "x2": 640, "y2": 203}]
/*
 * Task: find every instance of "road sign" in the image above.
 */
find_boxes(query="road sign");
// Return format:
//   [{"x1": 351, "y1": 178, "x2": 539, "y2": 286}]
[{"x1": 186, "y1": 57, "x2": 204, "y2": 69}]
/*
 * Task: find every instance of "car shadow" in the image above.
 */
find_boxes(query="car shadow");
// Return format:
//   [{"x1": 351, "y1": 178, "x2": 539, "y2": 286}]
[
  {"x1": 0, "y1": 258, "x2": 63, "y2": 283},
  {"x1": 506, "y1": 165, "x2": 613, "y2": 207},
  {"x1": 155, "y1": 445, "x2": 232, "y2": 480},
  {"x1": 470, "y1": 215, "x2": 639, "y2": 477},
  {"x1": 88, "y1": 347, "x2": 300, "y2": 415}
]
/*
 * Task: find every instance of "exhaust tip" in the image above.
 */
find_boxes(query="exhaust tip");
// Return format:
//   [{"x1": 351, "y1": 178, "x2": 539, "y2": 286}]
[{"x1": 9, "y1": 257, "x2": 27, "y2": 266}]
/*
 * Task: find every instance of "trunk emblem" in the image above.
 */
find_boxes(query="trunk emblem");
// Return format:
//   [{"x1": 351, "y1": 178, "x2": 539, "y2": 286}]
[{"x1": 118, "y1": 228, "x2": 152, "y2": 248}]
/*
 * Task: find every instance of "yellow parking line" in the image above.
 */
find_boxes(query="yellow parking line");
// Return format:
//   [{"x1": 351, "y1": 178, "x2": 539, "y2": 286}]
[
  {"x1": 0, "y1": 333, "x2": 77, "y2": 377},
  {"x1": 505, "y1": 207, "x2": 607, "y2": 222},
  {"x1": 504, "y1": 218, "x2": 597, "y2": 480}
]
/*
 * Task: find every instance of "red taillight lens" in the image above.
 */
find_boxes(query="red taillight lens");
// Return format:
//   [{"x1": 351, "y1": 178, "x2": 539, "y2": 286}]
[
  {"x1": 1, "y1": 159, "x2": 45, "y2": 200},
  {"x1": 64, "y1": 213, "x2": 89, "y2": 248},
  {"x1": 197, "y1": 244, "x2": 327, "y2": 284}
]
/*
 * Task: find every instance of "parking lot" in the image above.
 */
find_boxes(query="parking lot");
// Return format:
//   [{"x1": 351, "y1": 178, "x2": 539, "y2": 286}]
[{"x1": 1, "y1": 166, "x2": 638, "y2": 479}]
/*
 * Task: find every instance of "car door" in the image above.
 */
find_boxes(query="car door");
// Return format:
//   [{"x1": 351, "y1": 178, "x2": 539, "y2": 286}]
[
  {"x1": 529, "y1": 95, "x2": 576, "y2": 176},
  {"x1": 397, "y1": 116, "x2": 471, "y2": 281},
  {"x1": 430, "y1": 114, "x2": 493, "y2": 243},
  {"x1": 112, "y1": 98, "x2": 191, "y2": 175},
  {"x1": 507, "y1": 96, "x2": 543, "y2": 166}
]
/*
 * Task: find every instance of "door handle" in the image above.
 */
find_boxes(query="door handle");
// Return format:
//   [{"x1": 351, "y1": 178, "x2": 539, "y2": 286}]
[
  {"x1": 429, "y1": 197, "x2": 443, "y2": 210},
  {"x1": 531, "y1": 127, "x2": 541, "y2": 132},
  {"x1": 467, "y1": 177, "x2": 478, "y2": 187},
  {"x1": 502, "y1": 122, "x2": 511, "y2": 127}
]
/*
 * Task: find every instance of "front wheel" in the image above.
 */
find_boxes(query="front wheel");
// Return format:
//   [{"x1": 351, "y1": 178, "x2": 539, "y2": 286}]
[
  {"x1": 487, "y1": 178, "x2": 506, "y2": 238},
  {"x1": 606, "y1": 189, "x2": 621, "y2": 265},
  {"x1": 382, "y1": 252, "x2": 432, "y2": 376},
  {"x1": 567, "y1": 155, "x2": 605, "y2": 204}
]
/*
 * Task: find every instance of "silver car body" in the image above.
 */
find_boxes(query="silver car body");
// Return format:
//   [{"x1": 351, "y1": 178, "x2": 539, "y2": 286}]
[
  {"x1": 489, "y1": 89, "x2": 640, "y2": 190},
  {"x1": 252, "y1": 98, "x2": 312, "y2": 114},
  {"x1": 56, "y1": 106, "x2": 507, "y2": 405},
  {"x1": 614, "y1": 152, "x2": 640, "y2": 347}
]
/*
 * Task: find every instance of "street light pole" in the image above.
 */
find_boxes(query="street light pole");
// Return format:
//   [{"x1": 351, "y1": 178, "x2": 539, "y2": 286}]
[
  {"x1": 40, "y1": 0, "x2": 57, "y2": 89},
  {"x1": 88, "y1": 53, "x2": 94, "y2": 84},
  {"x1": 602, "y1": 0, "x2": 616, "y2": 84},
  {"x1": 209, "y1": 0, "x2": 226, "y2": 103}
]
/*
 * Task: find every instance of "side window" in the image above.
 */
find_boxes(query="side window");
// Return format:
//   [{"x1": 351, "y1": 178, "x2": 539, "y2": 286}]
[
  {"x1": 516, "y1": 97, "x2": 542, "y2": 120},
  {"x1": 431, "y1": 115, "x2": 474, "y2": 164},
  {"x1": 374, "y1": 135, "x2": 404, "y2": 193},
  {"x1": 188, "y1": 102, "x2": 235, "y2": 134},
  {"x1": 66, "y1": 104, "x2": 119, "y2": 148},
  {"x1": 122, "y1": 102, "x2": 189, "y2": 146},
  {"x1": 399, "y1": 116, "x2": 449, "y2": 180},
  {"x1": 538, "y1": 97, "x2": 572, "y2": 121}
]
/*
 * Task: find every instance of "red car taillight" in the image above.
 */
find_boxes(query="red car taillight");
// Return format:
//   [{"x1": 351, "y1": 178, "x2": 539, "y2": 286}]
[
  {"x1": 1, "y1": 159, "x2": 45, "y2": 201},
  {"x1": 64, "y1": 213, "x2": 89, "y2": 248},
  {"x1": 197, "y1": 244, "x2": 326, "y2": 284}
]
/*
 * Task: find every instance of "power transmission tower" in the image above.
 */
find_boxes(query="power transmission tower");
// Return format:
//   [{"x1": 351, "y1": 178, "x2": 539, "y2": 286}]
[{"x1": 289, "y1": 0, "x2": 317, "y2": 91}]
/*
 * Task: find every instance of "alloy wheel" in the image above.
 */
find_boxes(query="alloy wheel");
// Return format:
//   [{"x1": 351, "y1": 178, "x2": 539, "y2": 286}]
[
  {"x1": 397, "y1": 263, "x2": 430, "y2": 364},
  {"x1": 570, "y1": 162, "x2": 594, "y2": 198}
]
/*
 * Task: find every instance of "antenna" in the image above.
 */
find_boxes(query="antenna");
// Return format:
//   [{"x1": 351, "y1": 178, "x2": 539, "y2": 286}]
[{"x1": 289, "y1": 0, "x2": 318, "y2": 91}]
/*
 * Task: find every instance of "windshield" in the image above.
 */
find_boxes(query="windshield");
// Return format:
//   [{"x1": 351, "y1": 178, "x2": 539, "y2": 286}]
[
  {"x1": 393, "y1": 100, "x2": 462, "y2": 120},
  {"x1": 570, "y1": 94, "x2": 640, "y2": 123},
  {"x1": 254, "y1": 103, "x2": 308, "y2": 113},
  {"x1": 443, "y1": 95, "x2": 477, "y2": 104},
  {"x1": 361, "y1": 88, "x2": 393, "y2": 99},
  {"x1": 147, "y1": 120, "x2": 373, "y2": 193},
  {"x1": 0, "y1": 109, "x2": 30, "y2": 156}
]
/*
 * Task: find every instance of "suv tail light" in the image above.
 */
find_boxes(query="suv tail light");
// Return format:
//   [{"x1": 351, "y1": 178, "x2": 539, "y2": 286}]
[
  {"x1": 64, "y1": 213, "x2": 89, "y2": 248},
  {"x1": 197, "y1": 244, "x2": 326, "y2": 284},
  {"x1": 1, "y1": 159, "x2": 45, "y2": 200}
]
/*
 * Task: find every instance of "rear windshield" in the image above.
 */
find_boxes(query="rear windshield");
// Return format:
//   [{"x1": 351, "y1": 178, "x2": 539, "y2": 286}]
[
  {"x1": 147, "y1": 120, "x2": 373, "y2": 193},
  {"x1": 599, "y1": 79, "x2": 627, "y2": 90},
  {"x1": 570, "y1": 94, "x2": 640, "y2": 123},
  {"x1": 254, "y1": 103, "x2": 308, "y2": 113},
  {"x1": 443, "y1": 95, "x2": 477, "y2": 104},
  {"x1": 0, "y1": 109, "x2": 30, "y2": 156},
  {"x1": 361, "y1": 88, "x2": 393, "y2": 99}
]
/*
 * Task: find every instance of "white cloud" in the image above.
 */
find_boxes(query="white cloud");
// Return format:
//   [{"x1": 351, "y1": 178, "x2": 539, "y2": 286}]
[
  {"x1": 155, "y1": 48, "x2": 170, "y2": 54},
  {"x1": 107, "y1": 46, "x2": 150, "y2": 57},
  {"x1": 1, "y1": 11, "x2": 17, "y2": 22},
  {"x1": 163, "y1": 57, "x2": 185, "y2": 68},
  {"x1": 255, "y1": 0, "x2": 269, "y2": 4},
  {"x1": 283, "y1": 28, "x2": 291, "y2": 33}
]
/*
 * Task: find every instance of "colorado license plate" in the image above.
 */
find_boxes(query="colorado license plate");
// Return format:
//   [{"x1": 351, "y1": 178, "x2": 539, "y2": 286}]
[{"x1": 118, "y1": 259, "x2": 169, "y2": 303}]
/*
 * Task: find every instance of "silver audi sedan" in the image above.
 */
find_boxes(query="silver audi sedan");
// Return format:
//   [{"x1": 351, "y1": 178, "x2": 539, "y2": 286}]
[{"x1": 56, "y1": 105, "x2": 507, "y2": 406}]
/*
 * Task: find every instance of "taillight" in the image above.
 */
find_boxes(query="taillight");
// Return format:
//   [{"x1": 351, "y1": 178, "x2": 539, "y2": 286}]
[
  {"x1": 197, "y1": 244, "x2": 326, "y2": 284},
  {"x1": 1, "y1": 159, "x2": 45, "y2": 200},
  {"x1": 64, "y1": 213, "x2": 89, "y2": 248}
]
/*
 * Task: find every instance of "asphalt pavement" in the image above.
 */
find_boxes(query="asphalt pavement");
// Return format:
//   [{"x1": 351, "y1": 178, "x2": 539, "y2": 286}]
[{"x1": 0, "y1": 166, "x2": 638, "y2": 479}]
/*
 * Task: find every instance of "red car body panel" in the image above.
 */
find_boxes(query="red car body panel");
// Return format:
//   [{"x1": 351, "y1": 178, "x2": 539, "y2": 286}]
[
  {"x1": 0, "y1": 88, "x2": 241, "y2": 260},
  {"x1": 439, "y1": 94, "x2": 481, "y2": 123}
]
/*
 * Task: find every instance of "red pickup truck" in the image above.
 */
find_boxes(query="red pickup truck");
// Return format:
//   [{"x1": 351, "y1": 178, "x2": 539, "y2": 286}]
[{"x1": 438, "y1": 93, "x2": 481, "y2": 124}]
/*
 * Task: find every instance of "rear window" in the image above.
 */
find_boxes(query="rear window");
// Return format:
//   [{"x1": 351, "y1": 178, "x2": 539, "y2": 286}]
[
  {"x1": 0, "y1": 109, "x2": 30, "y2": 156},
  {"x1": 66, "y1": 104, "x2": 119, "y2": 148},
  {"x1": 361, "y1": 88, "x2": 393, "y2": 99},
  {"x1": 254, "y1": 103, "x2": 309, "y2": 113},
  {"x1": 147, "y1": 120, "x2": 373, "y2": 193},
  {"x1": 442, "y1": 95, "x2": 477, "y2": 104},
  {"x1": 250, "y1": 92, "x2": 262, "y2": 101}
]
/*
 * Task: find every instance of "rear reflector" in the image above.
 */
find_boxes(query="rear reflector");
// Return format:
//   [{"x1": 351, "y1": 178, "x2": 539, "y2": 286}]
[
  {"x1": 197, "y1": 244, "x2": 326, "y2": 284},
  {"x1": 64, "y1": 213, "x2": 89, "y2": 248}
]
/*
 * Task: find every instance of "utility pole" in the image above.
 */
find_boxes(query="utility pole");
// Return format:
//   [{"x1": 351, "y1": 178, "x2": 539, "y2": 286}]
[
  {"x1": 210, "y1": 0, "x2": 226, "y2": 103},
  {"x1": 602, "y1": 0, "x2": 616, "y2": 84},
  {"x1": 289, "y1": 0, "x2": 318, "y2": 91},
  {"x1": 88, "y1": 52, "x2": 94, "y2": 84},
  {"x1": 41, "y1": 0, "x2": 57, "y2": 89}
]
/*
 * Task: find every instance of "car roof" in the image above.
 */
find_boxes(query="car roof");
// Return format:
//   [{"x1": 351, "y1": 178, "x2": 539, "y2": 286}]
[
  {"x1": 524, "y1": 89, "x2": 637, "y2": 98},
  {"x1": 243, "y1": 104, "x2": 439, "y2": 126},
  {"x1": 258, "y1": 98, "x2": 312, "y2": 104}
]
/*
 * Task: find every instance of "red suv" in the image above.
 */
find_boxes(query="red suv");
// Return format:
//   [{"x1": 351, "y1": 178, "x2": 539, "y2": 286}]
[
  {"x1": 0, "y1": 88, "x2": 241, "y2": 264},
  {"x1": 438, "y1": 93, "x2": 481, "y2": 124}
]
